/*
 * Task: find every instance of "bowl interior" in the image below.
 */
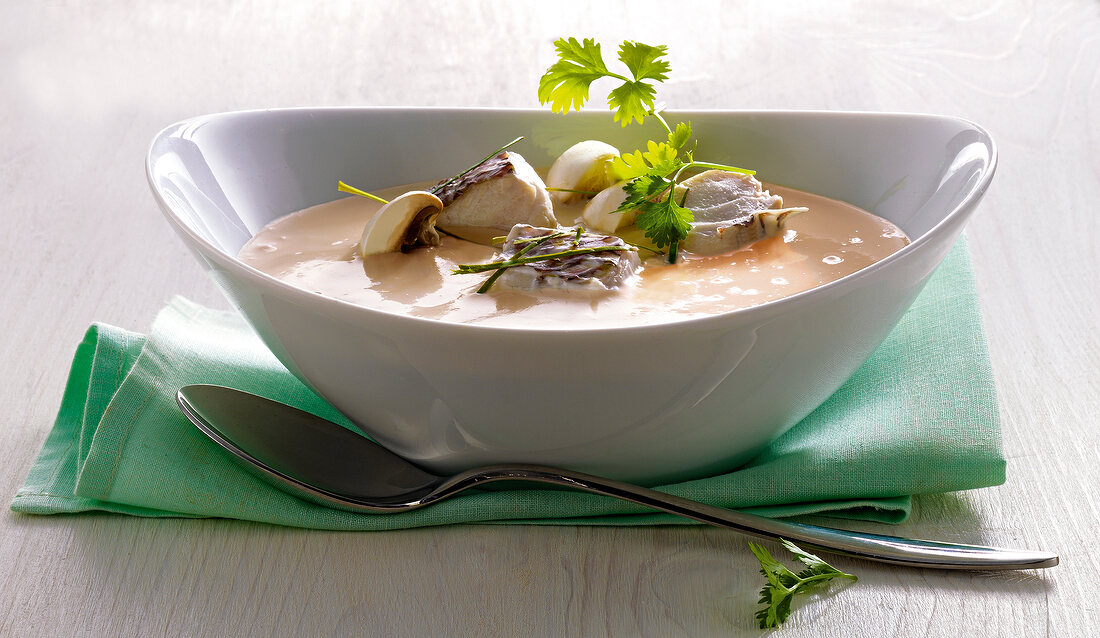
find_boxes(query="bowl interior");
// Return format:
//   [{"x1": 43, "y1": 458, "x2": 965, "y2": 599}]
[{"x1": 148, "y1": 108, "x2": 994, "y2": 263}]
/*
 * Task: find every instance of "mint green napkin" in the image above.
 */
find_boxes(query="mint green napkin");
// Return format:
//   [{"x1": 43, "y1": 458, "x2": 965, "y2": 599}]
[{"x1": 12, "y1": 238, "x2": 1005, "y2": 529}]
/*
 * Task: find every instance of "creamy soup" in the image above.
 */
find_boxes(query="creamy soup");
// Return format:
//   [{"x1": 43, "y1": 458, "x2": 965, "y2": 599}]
[{"x1": 239, "y1": 183, "x2": 908, "y2": 328}]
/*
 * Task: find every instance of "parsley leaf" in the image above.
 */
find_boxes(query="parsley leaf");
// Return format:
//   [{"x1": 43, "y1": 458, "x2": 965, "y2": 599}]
[
  {"x1": 618, "y1": 41, "x2": 670, "y2": 84},
  {"x1": 608, "y1": 41, "x2": 670, "y2": 125},
  {"x1": 667, "y1": 121, "x2": 693, "y2": 151},
  {"x1": 538, "y1": 37, "x2": 671, "y2": 127},
  {"x1": 610, "y1": 140, "x2": 683, "y2": 181},
  {"x1": 539, "y1": 38, "x2": 756, "y2": 263},
  {"x1": 617, "y1": 175, "x2": 693, "y2": 260},
  {"x1": 538, "y1": 37, "x2": 613, "y2": 114},
  {"x1": 607, "y1": 80, "x2": 658, "y2": 126},
  {"x1": 750, "y1": 540, "x2": 857, "y2": 629}
]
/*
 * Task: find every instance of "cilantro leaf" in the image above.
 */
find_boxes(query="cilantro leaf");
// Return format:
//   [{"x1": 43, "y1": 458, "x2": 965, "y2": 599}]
[
  {"x1": 750, "y1": 540, "x2": 857, "y2": 629},
  {"x1": 538, "y1": 37, "x2": 670, "y2": 127},
  {"x1": 784, "y1": 538, "x2": 845, "y2": 577},
  {"x1": 617, "y1": 175, "x2": 693, "y2": 257},
  {"x1": 667, "y1": 121, "x2": 692, "y2": 151},
  {"x1": 610, "y1": 141, "x2": 683, "y2": 181},
  {"x1": 607, "y1": 80, "x2": 658, "y2": 126},
  {"x1": 554, "y1": 36, "x2": 611, "y2": 74},
  {"x1": 538, "y1": 37, "x2": 613, "y2": 114},
  {"x1": 617, "y1": 173, "x2": 668, "y2": 211},
  {"x1": 606, "y1": 41, "x2": 671, "y2": 125},
  {"x1": 618, "y1": 41, "x2": 670, "y2": 83},
  {"x1": 537, "y1": 38, "x2": 757, "y2": 264}
]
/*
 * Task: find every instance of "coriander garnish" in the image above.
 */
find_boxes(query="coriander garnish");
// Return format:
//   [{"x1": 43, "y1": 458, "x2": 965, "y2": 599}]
[
  {"x1": 538, "y1": 37, "x2": 754, "y2": 263},
  {"x1": 750, "y1": 539, "x2": 858, "y2": 629}
]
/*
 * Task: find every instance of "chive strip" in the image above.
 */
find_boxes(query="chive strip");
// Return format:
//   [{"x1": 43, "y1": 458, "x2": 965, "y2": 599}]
[
  {"x1": 430, "y1": 136, "x2": 526, "y2": 196},
  {"x1": 686, "y1": 161, "x2": 755, "y2": 176},
  {"x1": 546, "y1": 187, "x2": 600, "y2": 195},
  {"x1": 472, "y1": 232, "x2": 560, "y2": 293},
  {"x1": 456, "y1": 245, "x2": 632, "y2": 275}
]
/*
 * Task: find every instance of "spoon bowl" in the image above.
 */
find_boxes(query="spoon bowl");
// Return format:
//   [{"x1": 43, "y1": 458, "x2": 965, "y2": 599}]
[{"x1": 176, "y1": 384, "x2": 1057, "y2": 571}]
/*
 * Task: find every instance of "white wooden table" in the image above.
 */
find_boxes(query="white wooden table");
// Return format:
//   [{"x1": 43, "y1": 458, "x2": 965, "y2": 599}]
[{"x1": 3, "y1": 1, "x2": 1097, "y2": 635}]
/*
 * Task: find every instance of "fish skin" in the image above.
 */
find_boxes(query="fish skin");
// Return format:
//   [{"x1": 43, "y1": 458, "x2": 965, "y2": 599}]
[
  {"x1": 493, "y1": 224, "x2": 641, "y2": 292},
  {"x1": 436, "y1": 152, "x2": 557, "y2": 239},
  {"x1": 676, "y1": 170, "x2": 807, "y2": 255}
]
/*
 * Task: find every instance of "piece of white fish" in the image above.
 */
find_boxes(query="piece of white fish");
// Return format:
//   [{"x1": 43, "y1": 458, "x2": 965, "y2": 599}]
[
  {"x1": 435, "y1": 152, "x2": 557, "y2": 242},
  {"x1": 676, "y1": 170, "x2": 808, "y2": 255},
  {"x1": 491, "y1": 224, "x2": 641, "y2": 292}
]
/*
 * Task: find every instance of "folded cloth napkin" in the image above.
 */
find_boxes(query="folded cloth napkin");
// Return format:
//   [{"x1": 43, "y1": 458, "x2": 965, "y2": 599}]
[{"x1": 12, "y1": 238, "x2": 1005, "y2": 529}]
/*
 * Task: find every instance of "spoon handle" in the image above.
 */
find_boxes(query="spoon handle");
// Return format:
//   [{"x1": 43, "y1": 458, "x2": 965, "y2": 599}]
[{"x1": 434, "y1": 466, "x2": 1057, "y2": 570}]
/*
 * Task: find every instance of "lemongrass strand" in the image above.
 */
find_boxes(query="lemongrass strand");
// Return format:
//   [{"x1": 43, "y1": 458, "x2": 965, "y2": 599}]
[{"x1": 337, "y1": 181, "x2": 389, "y2": 204}]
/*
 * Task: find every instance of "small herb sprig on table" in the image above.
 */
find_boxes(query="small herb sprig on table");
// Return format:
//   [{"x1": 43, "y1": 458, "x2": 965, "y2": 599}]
[
  {"x1": 538, "y1": 37, "x2": 754, "y2": 263},
  {"x1": 750, "y1": 539, "x2": 858, "y2": 629}
]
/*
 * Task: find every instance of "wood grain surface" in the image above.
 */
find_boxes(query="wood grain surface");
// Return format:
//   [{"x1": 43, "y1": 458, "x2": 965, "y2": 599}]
[{"x1": 2, "y1": 1, "x2": 1097, "y2": 635}]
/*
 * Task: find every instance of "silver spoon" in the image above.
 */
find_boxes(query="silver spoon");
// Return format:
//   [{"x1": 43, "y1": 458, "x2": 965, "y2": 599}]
[{"x1": 176, "y1": 384, "x2": 1057, "y2": 570}]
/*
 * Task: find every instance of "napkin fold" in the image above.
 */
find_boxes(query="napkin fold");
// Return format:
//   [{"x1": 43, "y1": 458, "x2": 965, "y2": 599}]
[{"x1": 12, "y1": 238, "x2": 1005, "y2": 529}]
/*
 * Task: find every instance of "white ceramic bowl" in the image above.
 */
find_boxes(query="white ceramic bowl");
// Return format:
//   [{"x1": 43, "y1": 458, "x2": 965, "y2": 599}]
[{"x1": 147, "y1": 108, "x2": 995, "y2": 485}]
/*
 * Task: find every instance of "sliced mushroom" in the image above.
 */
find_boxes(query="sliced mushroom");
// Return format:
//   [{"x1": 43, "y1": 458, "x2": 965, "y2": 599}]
[
  {"x1": 358, "y1": 191, "x2": 444, "y2": 258},
  {"x1": 546, "y1": 140, "x2": 620, "y2": 204}
]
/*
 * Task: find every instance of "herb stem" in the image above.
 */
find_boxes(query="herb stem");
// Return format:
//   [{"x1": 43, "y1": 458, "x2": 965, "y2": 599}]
[
  {"x1": 456, "y1": 245, "x2": 632, "y2": 275},
  {"x1": 546, "y1": 186, "x2": 600, "y2": 195},
  {"x1": 337, "y1": 181, "x2": 389, "y2": 204},
  {"x1": 471, "y1": 232, "x2": 560, "y2": 293},
  {"x1": 685, "y1": 160, "x2": 755, "y2": 175},
  {"x1": 510, "y1": 230, "x2": 572, "y2": 246},
  {"x1": 666, "y1": 187, "x2": 690, "y2": 264},
  {"x1": 650, "y1": 110, "x2": 674, "y2": 136},
  {"x1": 605, "y1": 71, "x2": 633, "y2": 84},
  {"x1": 431, "y1": 136, "x2": 525, "y2": 196}
]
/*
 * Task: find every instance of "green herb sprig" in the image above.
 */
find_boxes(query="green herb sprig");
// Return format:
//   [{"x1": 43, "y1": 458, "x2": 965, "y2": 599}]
[
  {"x1": 538, "y1": 37, "x2": 754, "y2": 263},
  {"x1": 453, "y1": 228, "x2": 634, "y2": 293},
  {"x1": 750, "y1": 539, "x2": 858, "y2": 629}
]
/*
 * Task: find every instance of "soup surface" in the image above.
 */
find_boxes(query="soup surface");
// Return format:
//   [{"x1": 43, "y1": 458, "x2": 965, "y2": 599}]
[{"x1": 239, "y1": 183, "x2": 908, "y2": 328}]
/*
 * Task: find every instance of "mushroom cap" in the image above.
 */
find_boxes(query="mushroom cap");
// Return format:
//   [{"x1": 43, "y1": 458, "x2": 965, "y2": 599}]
[
  {"x1": 581, "y1": 182, "x2": 635, "y2": 233},
  {"x1": 546, "y1": 140, "x2": 620, "y2": 204},
  {"x1": 358, "y1": 190, "x2": 444, "y2": 257}
]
